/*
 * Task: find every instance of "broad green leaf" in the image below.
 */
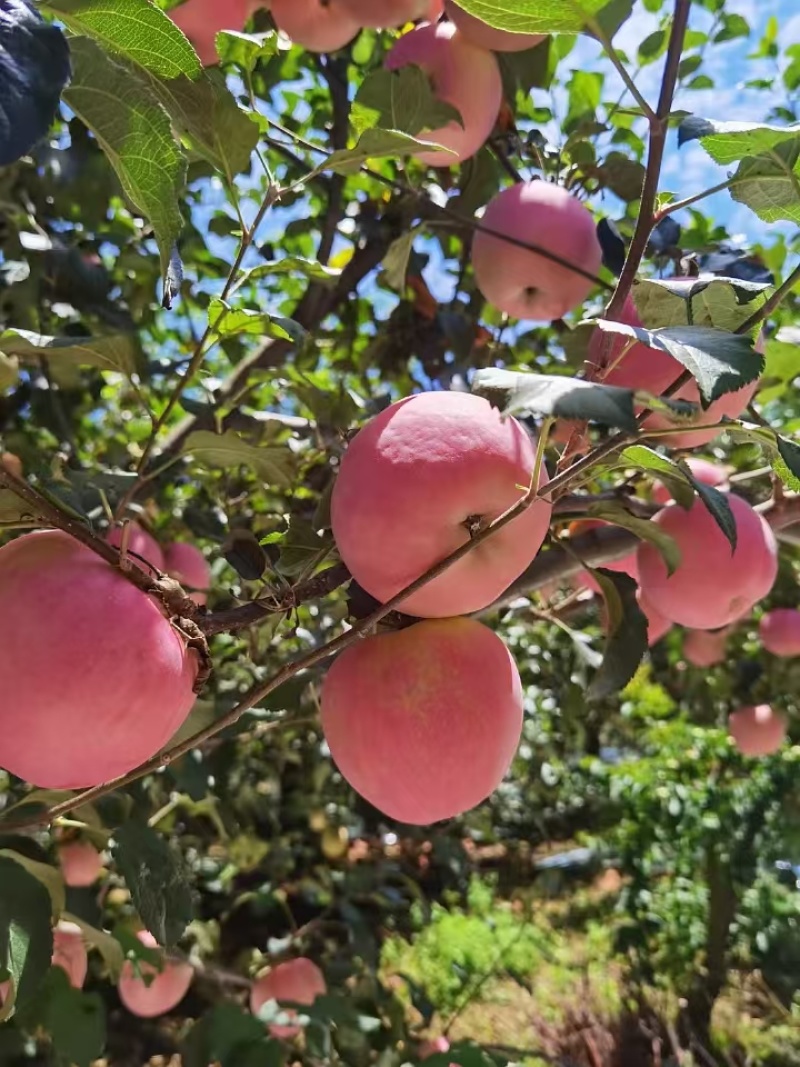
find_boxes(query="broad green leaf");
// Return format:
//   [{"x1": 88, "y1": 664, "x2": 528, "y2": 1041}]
[
  {"x1": 0, "y1": 851, "x2": 65, "y2": 921},
  {"x1": 272, "y1": 517, "x2": 336, "y2": 578},
  {"x1": 760, "y1": 333, "x2": 800, "y2": 404},
  {"x1": 0, "y1": 329, "x2": 142, "y2": 377},
  {"x1": 352, "y1": 67, "x2": 463, "y2": 139},
  {"x1": 34, "y1": 968, "x2": 106, "y2": 1067},
  {"x1": 183, "y1": 430, "x2": 295, "y2": 488},
  {"x1": 454, "y1": 0, "x2": 610, "y2": 33},
  {"x1": 619, "y1": 446, "x2": 696, "y2": 509},
  {"x1": 183, "y1": 1003, "x2": 274, "y2": 1067},
  {"x1": 472, "y1": 367, "x2": 639, "y2": 432},
  {"x1": 207, "y1": 299, "x2": 306, "y2": 344},
  {"x1": 63, "y1": 38, "x2": 186, "y2": 283},
  {"x1": 0, "y1": 855, "x2": 54, "y2": 1018},
  {"x1": 0, "y1": 352, "x2": 18, "y2": 390},
  {"x1": 631, "y1": 276, "x2": 770, "y2": 333},
  {"x1": 775, "y1": 435, "x2": 800, "y2": 492},
  {"x1": 46, "y1": 0, "x2": 202, "y2": 78},
  {"x1": 113, "y1": 822, "x2": 193, "y2": 948},
  {"x1": 62, "y1": 913, "x2": 125, "y2": 979},
  {"x1": 585, "y1": 503, "x2": 682, "y2": 575},
  {"x1": 382, "y1": 229, "x2": 419, "y2": 291},
  {"x1": 677, "y1": 116, "x2": 800, "y2": 163},
  {"x1": 690, "y1": 479, "x2": 737, "y2": 551},
  {"x1": 320, "y1": 128, "x2": 454, "y2": 174},
  {"x1": 594, "y1": 321, "x2": 762, "y2": 405},
  {"x1": 587, "y1": 571, "x2": 648, "y2": 701},
  {"x1": 240, "y1": 257, "x2": 342, "y2": 287},
  {"x1": 216, "y1": 29, "x2": 279, "y2": 71},
  {"x1": 729, "y1": 142, "x2": 800, "y2": 225}
]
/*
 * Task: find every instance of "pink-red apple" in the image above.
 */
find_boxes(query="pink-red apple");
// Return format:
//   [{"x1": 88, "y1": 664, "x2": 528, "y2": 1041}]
[
  {"x1": 341, "y1": 0, "x2": 431, "y2": 26},
  {"x1": 169, "y1": 0, "x2": 252, "y2": 65},
  {"x1": 0, "y1": 530, "x2": 198, "y2": 788},
  {"x1": 320, "y1": 617, "x2": 523, "y2": 824},
  {"x1": 471, "y1": 182, "x2": 602, "y2": 321},
  {"x1": 683, "y1": 627, "x2": 729, "y2": 668},
  {"x1": 759, "y1": 608, "x2": 800, "y2": 657},
  {"x1": 729, "y1": 704, "x2": 787, "y2": 757},
  {"x1": 118, "y1": 930, "x2": 193, "y2": 1018},
  {"x1": 420, "y1": 1036, "x2": 451, "y2": 1059},
  {"x1": 444, "y1": 0, "x2": 544, "y2": 51},
  {"x1": 651, "y1": 457, "x2": 730, "y2": 506},
  {"x1": 385, "y1": 22, "x2": 502, "y2": 166},
  {"x1": 164, "y1": 541, "x2": 211, "y2": 606},
  {"x1": 330, "y1": 392, "x2": 551, "y2": 617},
  {"x1": 250, "y1": 958, "x2": 326, "y2": 1039},
  {"x1": 52, "y1": 921, "x2": 88, "y2": 990},
  {"x1": 642, "y1": 376, "x2": 759, "y2": 449},
  {"x1": 106, "y1": 520, "x2": 164, "y2": 573},
  {"x1": 636, "y1": 495, "x2": 778, "y2": 630},
  {"x1": 58, "y1": 840, "x2": 103, "y2": 888},
  {"x1": 638, "y1": 591, "x2": 671, "y2": 646},
  {"x1": 271, "y1": 0, "x2": 361, "y2": 52},
  {"x1": 588, "y1": 297, "x2": 687, "y2": 396}
]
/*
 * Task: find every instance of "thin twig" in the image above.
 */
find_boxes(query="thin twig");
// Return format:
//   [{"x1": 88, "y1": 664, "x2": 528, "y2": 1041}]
[{"x1": 737, "y1": 257, "x2": 800, "y2": 334}]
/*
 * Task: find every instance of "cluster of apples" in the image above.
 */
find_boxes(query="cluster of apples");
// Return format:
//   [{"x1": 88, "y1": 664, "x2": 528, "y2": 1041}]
[
  {"x1": 0, "y1": 523, "x2": 210, "y2": 790},
  {"x1": 321, "y1": 390, "x2": 552, "y2": 825}
]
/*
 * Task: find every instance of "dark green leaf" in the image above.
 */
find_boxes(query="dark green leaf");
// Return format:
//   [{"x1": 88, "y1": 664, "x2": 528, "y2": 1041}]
[
  {"x1": 113, "y1": 822, "x2": 193, "y2": 948},
  {"x1": 352, "y1": 67, "x2": 462, "y2": 139},
  {"x1": 183, "y1": 1004, "x2": 281, "y2": 1067},
  {"x1": 0, "y1": 855, "x2": 53, "y2": 1017},
  {"x1": 632, "y1": 276, "x2": 770, "y2": 332},
  {"x1": 183, "y1": 430, "x2": 295, "y2": 488},
  {"x1": 585, "y1": 503, "x2": 681, "y2": 575},
  {"x1": 587, "y1": 571, "x2": 648, "y2": 701},
  {"x1": 688, "y1": 478, "x2": 737, "y2": 551},
  {"x1": 619, "y1": 445, "x2": 696, "y2": 508},
  {"x1": 35, "y1": 968, "x2": 106, "y2": 1067}
]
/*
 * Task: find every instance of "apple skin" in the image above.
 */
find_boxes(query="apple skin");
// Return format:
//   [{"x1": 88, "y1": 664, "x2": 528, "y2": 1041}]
[
  {"x1": 164, "y1": 541, "x2": 211, "y2": 606},
  {"x1": 759, "y1": 608, "x2": 800, "y2": 657},
  {"x1": 341, "y1": 0, "x2": 432, "y2": 27},
  {"x1": 271, "y1": 0, "x2": 361, "y2": 52},
  {"x1": 589, "y1": 297, "x2": 685, "y2": 395},
  {"x1": 330, "y1": 392, "x2": 552, "y2": 618},
  {"x1": 106, "y1": 520, "x2": 165, "y2": 573},
  {"x1": 0, "y1": 530, "x2": 198, "y2": 789},
  {"x1": 683, "y1": 627, "x2": 729, "y2": 668},
  {"x1": 651, "y1": 457, "x2": 730, "y2": 506},
  {"x1": 170, "y1": 0, "x2": 253, "y2": 65},
  {"x1": 320, "y1": 617, "x2": 523, "y2": 824},
  {"x1": 573, "y1": 519, "x2": 639, "y2": 594},
  {"x1": 471, "y1": 182, "x2": 602, "y2": 322},
  {"x1": 118, "y1": 930, "x2": 194, "y2": 1019},
  {"x1": 250, "y1": 958, "x2": 326, "y2": 1039},
  {"x1": 636, "y1": 495, "x2": 778, "y2": 631},
  {"x1": 729, "y1": 704, "x2": 787, "y2": 757},
  {"x1": 58, "y1": 840, "x2": 103, "y2": 888},
  {"x1": 420, "y1": 1036, "x2": 451, "y2": 1059},
  {"x1": 52, "y1": 922, "x2": 88, "y2": 990},
  {"x1": 639, "y1": 591, "x2": 671, "y2": 646},
  {"x1": 0, "y1": 452, "x2": 22, "y2": 478},
  {"x1": 385, "y1": 21, "x2": 502, "y2": 167},
  {"x1": 444, "y1": 0, "x2": 544, "y2": 51}
]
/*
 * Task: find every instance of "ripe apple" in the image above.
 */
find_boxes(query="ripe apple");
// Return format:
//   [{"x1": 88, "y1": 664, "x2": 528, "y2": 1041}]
[
  {"x1": 729, "y1": 704, "x2": 787, "y2": 757},
  {"x1": 341, "y1": 0, "x2": 431, "y2": 26},
  {"x1": 759, "y1": 608, "x2": 800, "y2": 657},
  {"x1": 0, "y1": 530, "x2": 198, "y2": 788},
  {"x1": 169, "y1": 0, "x2": 253, "y2": 65},
  {"x1": 330, "y1": 392, "x2": 552, "y2": 617},
  {"x1": 106, "y1": 520, "x2": 165, "y2": 573},
  {"x1": 572, "y1": 519, "x2": 639, "y2": 594},
  {"x1": 385, "y1": 21, "x2": 502, "y2": 166},
  {"x1": 118, "y1": 930, "x2": 194, "y2": 1018},
  {"x1": 164, "y1": 541, "x2": 211, "y2": 606},
  {"x1": 588, "y1": 297, "x2": 686, "y2": 396},
  {"x1": 0, "y1": 452, "x2": 22, "y2": 478},
  {"x1": 320, "y1": 617, "x2": 523, "y2": 824},
  {"x1": 639, "y1": 591, "x2": 672, "y2": 646},
  {"x1": 683, "y1": 627, "x2": 729, "y2": 668},
  {"x1": 636, "y1": 495, "x2": 778, "y2": 630},
  {"x1": 420, "y1": 1035, "x2": 451, "y2": 1059},
  {"x1": 271, "y1": 0, "x2": 361, "y2": 52},
  {"x1": 52, "y1": 921, "x2": 88, "y2": 990},
  {"x1": 651, "y1": 457, "x2": 730, "y2": 506},
  {"x1": 58, "y1": 840, "x2": 103, "y2": 888},
  {"x1": 444, "y1": 0, "x2": 544, "y2": 51},
  {"x1": 250, "y1": 958, "x2": 326, "y2": 1039},
  {"x1": 471, "y1": 181, "x2": 602, "y2": 321}
]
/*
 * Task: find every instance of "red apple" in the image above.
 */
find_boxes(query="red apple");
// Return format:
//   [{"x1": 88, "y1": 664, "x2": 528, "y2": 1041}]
[
  {"x1": 106, "y1": 520, "x2": 164, "y2": 573},
  {"x1": 271, "y1": 0, "x2": 361, "y2": 52},
  {"x1": 170, "y1": 0, "x2": 253, "y2": 65},
  {"x1": 164, "y1": 541, "x2": 211, "y2": 606},
  {"x1": 250, "y1": 958, "x2": 326, "y2": 1039},
  {"x1": 729, "y1": 704, "x2": 787, "y2": 757},
  {"x1": 118, "y1": 930, "x2": 193, "y2": 1018},
  {"x1": 759, "y1": 608, "x2": 800, "y2": 657},
  {"x1": 58, "y1": 840, "x2": 103, "y2": 888},
  {"x1": 444, "y1": 0, "x2": 544, "y2": 51},
  {"x1": 683, "y1": 627, "x2": 729, "y2": 668},
  {"x1": 51, "y1": 921, "x2": 88, "y2": 990}
]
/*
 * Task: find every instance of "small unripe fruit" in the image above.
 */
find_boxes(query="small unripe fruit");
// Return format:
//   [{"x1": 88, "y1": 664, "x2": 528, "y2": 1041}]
[
  {"x1": 331, "y1": 392, "x2": 552, "y2": 618},
  {"x1": 341, "y1": 0, "x2": 431, "y2": 27},
  {"x1": 0, "y1": 530, "x2": 198, "y2": 788},
  {"x1": 52, "y1": 921, "x2": 88, "y2": 990},
  {"x1": 164, "y1": 541, "x2": 211, "y2": 606},
  {"x1": 759, "y1": 608, "x2": 800, "y2": 657},
  {"x1": 385, "y1": 22, "x2": 502, "y2": 166},
  {"x1": 170, "y1": 0, "x2": 253, "y2": 65},
  {"x1": 118, "y1": 930, "x2": 193, "y2": 1018},
  {"x1": 250, "y1": 958, "x2": 326, "y2": 1039},
  {"x1": 321, "y1": 617, "x2": 523, "y2": 824},
  {"x1": 271, "y1": 0, "x2": 361, "y2": 52},
  {"x1": 651, "y1": 457, "x2": 729, "y2": 506},
  {"x1": 472, "y1": 182, "x2": 602, "y2": 321},
  {"x1": 0, "y1": 452, "x2": 22, "y2": 478},
  {"x1": 729, "y1": 705, "x2": 787, "y2": 757},
  {"x1": 636, "y1": 495, "x2": 777, "y2": 630},
  {"x1": 683, "y1": 627, "x2": 729, "y2": 668},
  {"x1": 444, "y1": 0, "x2": 544, "y2": 51},
  {"x1": 321, "y1": 825, "x2": 349, "y2": 860},
  {"x1": 58, "y1": 840, "x2": 103, "y2": 888},
  {"x1": 106, "y1": 520, "x2": 164, "y2": 573}
]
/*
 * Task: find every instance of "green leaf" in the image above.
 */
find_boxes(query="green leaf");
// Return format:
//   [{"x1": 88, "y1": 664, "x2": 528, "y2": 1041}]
[
  {"x1": 0, "y1": 329, "x2": 142, "y2": 377},
  {"x1": 113, "y1": 822, "x2": 194, "y2": 949},
  {"x1": 352, "y1": 67, "x2": 463, "y2": 139},
  {"x1": 585, "y1": 503, "x2": 682, "y2": 575},
  {"x1": 677, "y1": 115, "x2": 800, "y2": 162},
  {"x1": 62, "y1": 913, "x2": 125, "y2": 980},
  {"x1": 690, "y1": 479, "x2": 737, "y2": 551},
  {"x1": 453, "y1": 0, "x2": 611, "y2": 33},
  {"x1": 63, "y1": 38, "x2": 186, "y2": 283},
  {"x1": 0, "y1": 352, "x2": 18, "y2": 390},
  {"x1": 46, "y1": 0, "x2": 203, "y2": 78},
  {"x1": 321, "y1": 128, "x2": 454, "y2": 174},
  {"x1": 241, "y1": 257, "x2": 343, "y2": 287},
  {"x1": 775, "y1": 435, "x2": 800, "y2": 492},
  {"x1": 631, "y1": 276, "x2": 770, "y2": 333},
  {"x1": 594, "y1": 320, "x2": 763, "y2": 405},
  {"x1": 183, "y1": 1003, "x2": 276, "y2": 1067},
  {"x1": 619, "y1": 446, "x2": 696, "y2": 509},
  {"x1": 471, "y1": 367, "x2": 639, "y2": 432},
  {"x1": 382, "y1": 230, "x2": 419, "y2": 291},
  {"x1": 0, "y1": 851, "x2": 65, "y2": 922},
  {"x1": 0, "y1": 855, "x2": 54, "y2": 1018},
  {"x1": 587, "y1": 571, "x2": 648, "y2": 701},
  {"x1": 272, "y1": 517, "x2": 335, "y2": 578},
  {"x1": 34, "y1": 968, "x2": 106, "y2": 1067},
  {"x1": 729, "y1": 142, "x2": 800, "y2": 225},
  {"x1": 183, "y1": 430, "x2": 295, "y2": 489},
  {"x1": 216, "y1": 29, "x2": 279, "y2": 71},
  {"x1": 759, "y1": 332, "x2": 800, "y2": 403},
  {"x1": 207, "y1": 298, "x2": 306, "y2": 344}
]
